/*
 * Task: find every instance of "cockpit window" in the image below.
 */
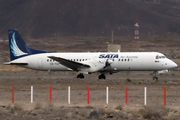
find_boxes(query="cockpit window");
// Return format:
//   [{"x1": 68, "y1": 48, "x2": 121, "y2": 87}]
[
  {"x1": 156, "y1": 55, "x2": 166, "y2": 59},
  {"x1": 156, "y1": 55, "x2": 159, "y2": 59},
  {"x1": 161, "y1": 56, "x2": 166, "y2": 58}
]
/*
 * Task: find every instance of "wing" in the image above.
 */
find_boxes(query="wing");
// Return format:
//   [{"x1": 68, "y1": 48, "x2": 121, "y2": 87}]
[{"x1": 48, "y1": 56, "x2": 90, "y2": 71}]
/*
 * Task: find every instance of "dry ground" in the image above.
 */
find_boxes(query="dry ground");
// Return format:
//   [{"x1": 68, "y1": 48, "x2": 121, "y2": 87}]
[
  {"x1": 0, "y1": 36, "x2": 180, "y2": 119},
  {"x1": 0, "y1": 66, "x2": 180, "y2": 119}
]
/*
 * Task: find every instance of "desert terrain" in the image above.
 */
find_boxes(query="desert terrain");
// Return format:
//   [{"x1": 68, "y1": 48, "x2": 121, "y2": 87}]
[{"x1": 0, "y1": 35, "x2": 180, "y2": 119}]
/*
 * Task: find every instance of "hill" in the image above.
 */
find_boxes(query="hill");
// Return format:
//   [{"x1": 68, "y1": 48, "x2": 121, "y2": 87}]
[{"x1": 0, "y1": 0, "x2": 180, "y2": 39}]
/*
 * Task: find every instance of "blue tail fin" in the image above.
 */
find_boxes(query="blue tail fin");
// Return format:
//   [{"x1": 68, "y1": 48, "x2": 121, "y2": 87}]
[{"x1": 8, "y1": 29, "x2": 48, "y2": 61}]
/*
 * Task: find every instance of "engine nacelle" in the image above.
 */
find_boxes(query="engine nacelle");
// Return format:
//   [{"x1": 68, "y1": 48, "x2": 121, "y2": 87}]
[{"x1": 79, "y1": 58, "x2": 106, "y2": 73}]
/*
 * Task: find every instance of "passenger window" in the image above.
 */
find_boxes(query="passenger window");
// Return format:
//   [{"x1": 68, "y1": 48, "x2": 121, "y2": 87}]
[
  {"x1": 125, "y1": 59, "x2": 126, "y2": 61},
  {"x1": 122, "y1": 59, "x2": 123, "y2": 61}
]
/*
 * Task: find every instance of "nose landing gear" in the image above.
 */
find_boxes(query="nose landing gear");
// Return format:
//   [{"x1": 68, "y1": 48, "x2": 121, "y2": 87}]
[
  {"x1": 153, "y1": 71, "x2": 158, "y2": 81},
  {"x1": 153, "y1": 77, "x2": 158, "y2": 80}
]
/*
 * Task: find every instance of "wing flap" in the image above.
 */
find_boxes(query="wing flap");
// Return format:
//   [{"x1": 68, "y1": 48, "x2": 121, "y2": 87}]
[{"x1": 48, "y1": 56, "x2": 90, "y2": 71}]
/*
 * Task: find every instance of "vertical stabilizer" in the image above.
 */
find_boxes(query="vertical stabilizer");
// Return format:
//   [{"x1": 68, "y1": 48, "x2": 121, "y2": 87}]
[{"x1": 8, "y1": 29, "x2": 48, "y2": 61}]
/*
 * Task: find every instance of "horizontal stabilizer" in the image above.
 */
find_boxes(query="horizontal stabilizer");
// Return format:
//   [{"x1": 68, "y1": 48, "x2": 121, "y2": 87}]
[
  {"x1": 4, "y1": 62, "x2": 28, "y2": 65},
  {"x1": 8, "y1": 29, "x2": 48, "y2": 61},
  {"x1": 48, "y1": 56, "x2": 90, "y2": 71}
]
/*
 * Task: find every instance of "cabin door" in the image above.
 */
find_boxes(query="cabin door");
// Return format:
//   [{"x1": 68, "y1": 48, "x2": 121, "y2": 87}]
[{"x1": 38, "y1": 58, "x2": 43, "y2": 69}]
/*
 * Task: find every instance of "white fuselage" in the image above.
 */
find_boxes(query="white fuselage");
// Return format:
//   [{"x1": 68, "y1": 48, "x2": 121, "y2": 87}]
[{"x1": 11, "y1": 52, "x2": 177, "y2": 73}]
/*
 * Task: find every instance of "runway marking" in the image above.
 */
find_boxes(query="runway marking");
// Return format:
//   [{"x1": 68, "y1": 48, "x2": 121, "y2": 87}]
[
  {"x1": 50, "y1": 86, "x2": 52, "y2": 102},
  {"x1": 12, "y1": 86, "x2": 14, "y2": 104},
  {"x1": 31, "y1": 86, "x2": 33, "y2": 103},
  {"x1": 106, "y1": 87, "x2": 108, "y2": 104},
  {"x1": 88, "y1": 87, "x2": 90, "y2": 104},
  {"x1": 144, "y1": 87, "x2": 146, "y2": 105},
  {"x1": 126, "y1": 87, "x2": 128, "y2": 104},
  {"x1": 164, "y1": 87, "x2": 166, "y2": 106},
  {"x1": 68, "y1": 86, "x2": 70, "y2": 104}
]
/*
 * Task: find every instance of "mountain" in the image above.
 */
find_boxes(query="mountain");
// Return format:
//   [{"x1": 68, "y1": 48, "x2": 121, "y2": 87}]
[{"x1": 0, "y1": 0, "x2": 180, "y2": 38}]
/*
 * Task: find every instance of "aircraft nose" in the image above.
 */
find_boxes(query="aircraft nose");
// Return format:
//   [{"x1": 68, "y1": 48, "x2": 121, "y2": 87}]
[
  {"x1": 173, "y1": 62, "x2": 178, "y2": 68},
  {"x1": 169, "y1": 60, "x2": 178, "y2": 68}
]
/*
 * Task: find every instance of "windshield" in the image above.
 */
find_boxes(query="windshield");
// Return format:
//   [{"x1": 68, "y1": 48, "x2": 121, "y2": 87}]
[{"x1": 156, "y1": 55, "x2": 166, "y2": 59}]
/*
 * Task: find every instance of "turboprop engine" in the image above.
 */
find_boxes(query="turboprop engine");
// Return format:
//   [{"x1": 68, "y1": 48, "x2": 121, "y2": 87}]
[
  {"x1": 104, "y1": 59, "x2": 113, "y2": 68},
  {"x1": 78, "y1": 58, "x2": 107, "y2": 73},
  {"x1": 77, "y1": 58, "x2": 114, "y2": 73}
]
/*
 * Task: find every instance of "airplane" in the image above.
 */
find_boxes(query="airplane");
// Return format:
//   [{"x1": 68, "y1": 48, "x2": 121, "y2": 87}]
[{"x1": 4, "y1": 29, "x2": 178, "y2": 80}]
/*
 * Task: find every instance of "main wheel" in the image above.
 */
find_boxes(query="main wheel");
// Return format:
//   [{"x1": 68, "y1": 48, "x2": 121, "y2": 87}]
[
  {"x1": 102, "y1": 74, "x2": 106, "y2": 79},
  {"x1": 153, "y1": 77, "x2": 158, "y2": 80},
  {"x1": 77, "y1": 74, "x2": 84, "y2": 79},
  {"x1": 98, "y1": 75, "x2": 102, "y2": 79},
  {"x1": 98, "y1": 74, "x2": 106, "y2": 79}
]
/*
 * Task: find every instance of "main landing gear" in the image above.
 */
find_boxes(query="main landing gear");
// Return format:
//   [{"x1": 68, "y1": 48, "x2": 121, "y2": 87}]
[
  {"x1": 77, "y1": 73, "x2": 84, "y2": 79},
  {"x1": 98, "y1": 74, "x2": 106, "y2": 79},
  {"x1": 153, "y1": 71, "x2": 158, "y2": 81},
  {"x1": 77, "y1": 73, "x2": 106, "y2": 79}
]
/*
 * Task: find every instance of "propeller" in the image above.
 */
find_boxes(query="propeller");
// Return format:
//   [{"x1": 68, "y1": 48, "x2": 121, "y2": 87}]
[{"x1": 104, "y1": 59, "x2": 113, "y2": 68}]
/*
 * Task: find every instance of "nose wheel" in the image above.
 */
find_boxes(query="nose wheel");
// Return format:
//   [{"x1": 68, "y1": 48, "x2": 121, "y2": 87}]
[
  {"x1": 77, "y1": 73, "x2": 84, "y2": 79},
  {"x1": 98, "y1": 74, "x2": 106, "y2": 79},
  {"x1": 153, "y1": 77, "x2": 158, "y2": 80}
]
